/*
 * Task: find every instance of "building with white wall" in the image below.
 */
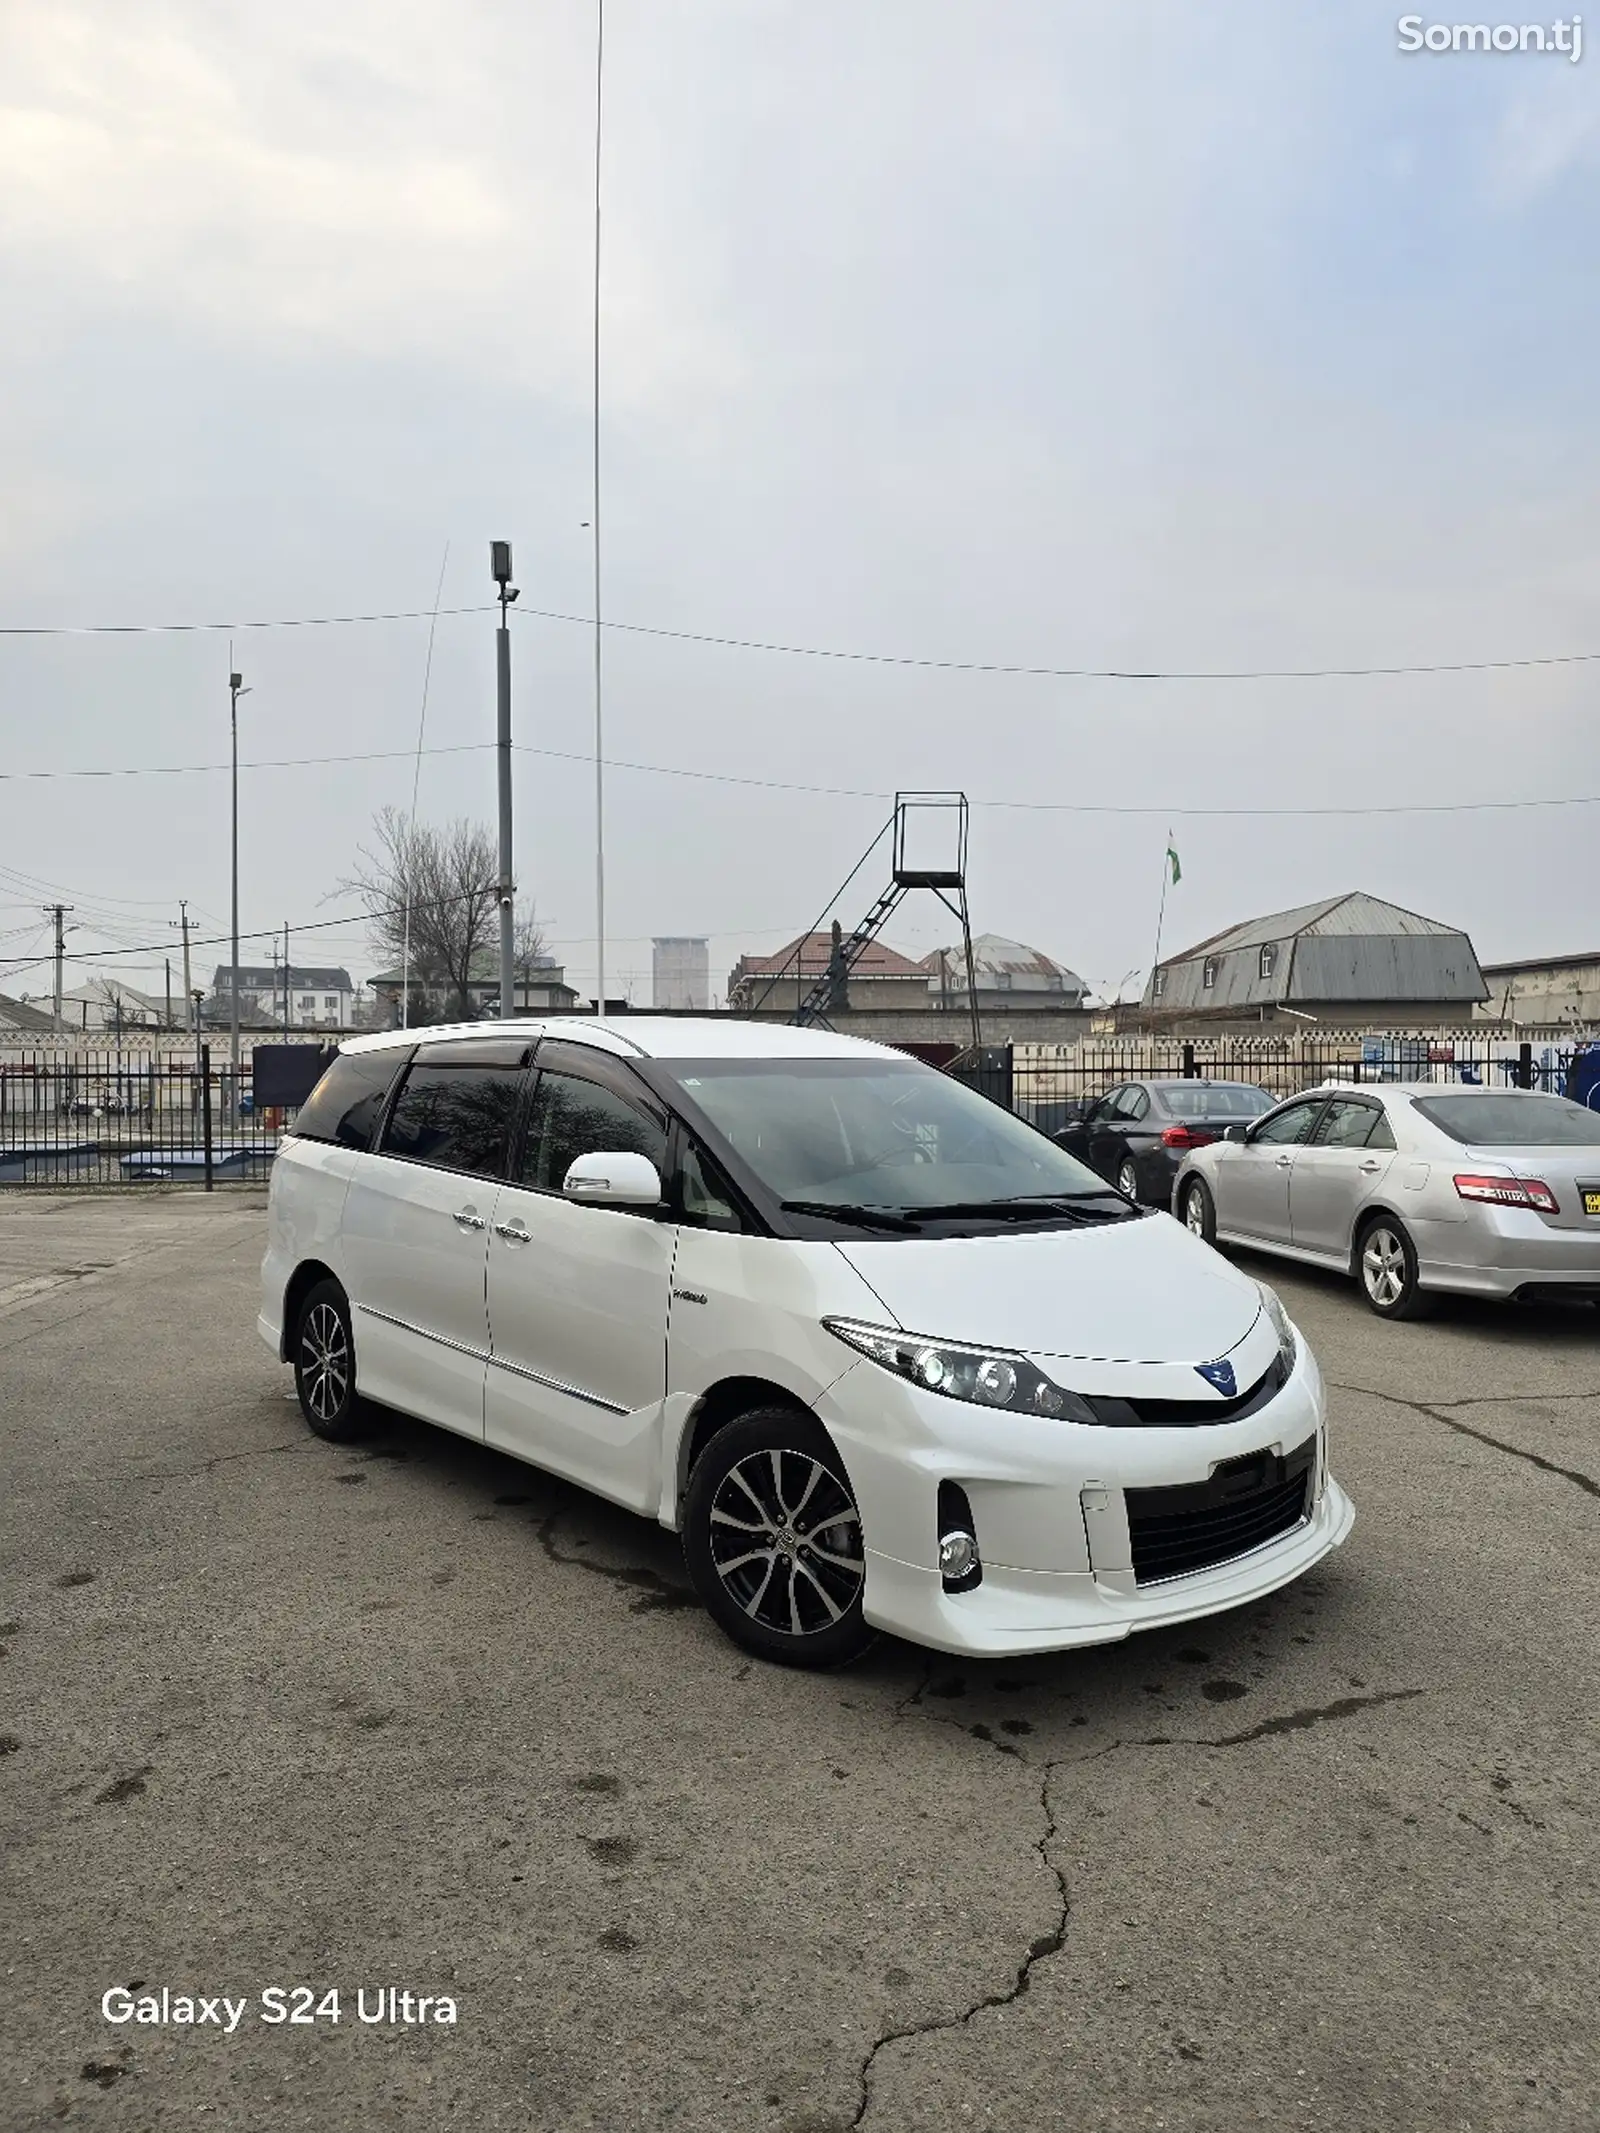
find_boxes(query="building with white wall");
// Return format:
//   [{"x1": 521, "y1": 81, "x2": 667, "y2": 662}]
[{"x1": 653, "y1": 937, "x2": 711, "y2": 1011}]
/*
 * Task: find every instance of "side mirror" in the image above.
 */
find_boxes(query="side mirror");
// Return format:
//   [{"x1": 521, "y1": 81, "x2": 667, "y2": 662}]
[
  {"x1": 562, "y1": 1150, "x2": 663, "y2": 1207},
  {"x1": 1223, "y1": 1123, "x2": 1250, "y2": 1144}
]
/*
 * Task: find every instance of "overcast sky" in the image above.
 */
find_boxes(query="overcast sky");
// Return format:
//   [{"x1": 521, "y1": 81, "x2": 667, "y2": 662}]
[{"x1": 2, "y1": 0, "x2": 1597, "y2": 1010}]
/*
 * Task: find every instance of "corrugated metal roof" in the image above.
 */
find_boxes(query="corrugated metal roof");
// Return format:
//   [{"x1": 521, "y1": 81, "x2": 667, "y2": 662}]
[
  {"x1": 212, "y1": 965, "x2": 354, "y2": 990},
  {"x1": 733, "y1": 933, "x2": 927, "y2": 978},
  {"x1": 1171, "y1": 893, "x2": 1461, "y2": 962},
  {"x1": 924, "y1": 934, "x2": 1089, "y2": 994},
  {"x1": 1146, "y1": 891, "x2": 1486, "y2": 1011},
  {"x1": 1480, "y1": 950, "x2": 1600, "y2": 977}
]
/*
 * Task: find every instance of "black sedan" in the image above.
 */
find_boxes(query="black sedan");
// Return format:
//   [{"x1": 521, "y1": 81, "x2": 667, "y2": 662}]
[{"x1": 1052, "y1": 1080, "x2": 1276, "y2": 1206}]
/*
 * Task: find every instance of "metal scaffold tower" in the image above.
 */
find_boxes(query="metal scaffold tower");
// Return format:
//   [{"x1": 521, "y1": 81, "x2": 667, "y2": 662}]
[{"x1": 752, "y1": 792, "x2": 982, "y2": 1051}]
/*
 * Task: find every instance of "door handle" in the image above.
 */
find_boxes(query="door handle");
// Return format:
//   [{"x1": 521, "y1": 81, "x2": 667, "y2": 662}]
[
  {"x1": 1274, "y1": 1155, "x2": 1293, "y2": 1168},
  {"x1": 452, "y1": 1207, "x2": 486, "y2": 1232},
  {"x1": 1357, "y1": 1159, "x2": 1383, "y2": 1173},
  {"x1": 494, "y1": 1219, "x2": 530, "y2": 1245}
]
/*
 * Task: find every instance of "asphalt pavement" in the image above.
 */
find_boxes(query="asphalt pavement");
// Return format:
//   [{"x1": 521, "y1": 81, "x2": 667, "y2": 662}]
[{"x1": 1, "y1": 1191, "x2": 1596, "y2": 2132}]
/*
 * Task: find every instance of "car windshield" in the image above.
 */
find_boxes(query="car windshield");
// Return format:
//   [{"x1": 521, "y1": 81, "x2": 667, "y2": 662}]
[
  {"x1": 662, "y1": 1057, "x2": 1112, "y2": 1214},
  {"x1": 1412, "y1": 1093, "x2": 1600, "y2": 1147},
  {"x1": 1155, "y1": 1084, "x2": 1275, "y2": 1122}
]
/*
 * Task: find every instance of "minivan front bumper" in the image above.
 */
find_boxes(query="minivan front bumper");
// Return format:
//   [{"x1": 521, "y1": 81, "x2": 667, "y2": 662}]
[{"x1": 819, "y1": 1335, "x2": 1352, "y2": 1657}]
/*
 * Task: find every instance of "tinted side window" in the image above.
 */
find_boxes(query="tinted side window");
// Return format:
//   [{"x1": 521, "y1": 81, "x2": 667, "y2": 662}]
[
  {"x1": 1366, "y1": 1112, "x2": 1397, "y2": 1151},
  {"x1": 291, "y1": 1050, "x2": 404, "y2": 1150},
  {"x1": 1312, "y1": 1099, "x2": 1382, "y2": 1149},
  {"x1": 1255, "y1": 1100, "x2": 1323, "y2": 1147},
  {"x1": 379, "y1": 1062, "x2": 523, "y2": 1177},
  {"x1": 1122, "y1": 1087, "x2": 1151, "y2": 1123},
  {"x1": 521, "y1": 1069, "x2": 668, "y2": 1192}
]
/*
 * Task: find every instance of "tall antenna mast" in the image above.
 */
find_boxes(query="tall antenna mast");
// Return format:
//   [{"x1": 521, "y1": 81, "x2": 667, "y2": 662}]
[{"x1": 591, "y1": 0, "x2": 607, "y2": 1012}]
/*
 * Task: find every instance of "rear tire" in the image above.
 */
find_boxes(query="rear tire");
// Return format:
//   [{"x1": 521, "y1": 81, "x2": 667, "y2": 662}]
[
  {"x1": 1181, "y1": 1176, "x2": 1217, "y2": 1244},
  {"x1": 1356, "y1": 1215, "x2": 1432, "y2": 1321},
  {"x1": 291, "y1": 1279, "x2": 368, "y2": 1441},
  {"x1": 682, "y1": 1408, "x2": 874, "y2": 1669},
  {"x1": 1116, "y1": 1155, "x2": 1141, "y2": 1204}
]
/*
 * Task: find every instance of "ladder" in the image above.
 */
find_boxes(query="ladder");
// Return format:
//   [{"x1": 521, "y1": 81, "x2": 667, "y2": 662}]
[{"x1": 792, "y1": 881, "x2": 909, "y2": 1027}]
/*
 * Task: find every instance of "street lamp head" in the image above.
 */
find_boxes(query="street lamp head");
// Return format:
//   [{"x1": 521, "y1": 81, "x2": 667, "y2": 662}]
[{"x1": 490, "y1": 540, "x2": 514, "y2": 587}]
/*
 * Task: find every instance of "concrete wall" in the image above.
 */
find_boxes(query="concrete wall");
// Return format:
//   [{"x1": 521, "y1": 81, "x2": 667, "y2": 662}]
[
  {"x1": 1139, "y1": 999, "x2": 1484, "y2": 1035},
  {"x1": 1478, "y1": 960, "x2": 1600, "y2": 1026},
  {"x1": 735, "y1": 1005, "x2": 1096, "y2": 1045}
]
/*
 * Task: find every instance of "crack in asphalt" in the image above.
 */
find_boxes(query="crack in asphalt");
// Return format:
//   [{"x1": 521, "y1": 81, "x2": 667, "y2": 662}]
[
  {"x1": 533, "y1": 1510, "x2": 699, "y2": 1613},
  {"x1": 1330, "y1": 1379, "x2": 1600, "y2": 1499},
  {"x1": 858, "y1": 1671, "x2": 1427, "y2": 2119},
  {"x1": 1137, "y1": 1686, "x2": 1425, "y2": 1748},
  {"x1": 851, "y1": 1759, "x2": 1068, "y2": 2128},
  {"x1": 119, "y1": 1438, "x2": 319, "y2": 1486}
]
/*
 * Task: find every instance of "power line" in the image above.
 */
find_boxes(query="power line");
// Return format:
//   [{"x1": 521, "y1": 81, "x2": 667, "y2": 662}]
[
  {"x1": 0, "y1": 743, "x2": 493, "y2": 785},
  {"x1": 512, "y1": 604, "x2": 1600, "y2": 683},
  {"x1": 5, "y1": 593, "x2": 1600, "y2": 680},
  {"x1": 0, "y1": 738, "x2": 1592, "y2": 818},
  {"x1": 0, "y1": 605, "x2": 493, "y2": 639}
]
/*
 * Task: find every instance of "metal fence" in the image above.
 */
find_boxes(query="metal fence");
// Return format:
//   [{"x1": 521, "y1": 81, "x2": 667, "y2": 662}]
[
  {"x1": 954, "y1": 1035, "x2": 1596, "y2": 1135},
  {"x1": 0, "y1": 1047, "x2": 293, "y2": 1187}
]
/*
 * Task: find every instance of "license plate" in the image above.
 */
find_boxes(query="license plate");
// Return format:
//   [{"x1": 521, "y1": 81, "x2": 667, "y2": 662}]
[{"x1": 1585, "y1": 1191, "x2": 1600, "y2": 1218}]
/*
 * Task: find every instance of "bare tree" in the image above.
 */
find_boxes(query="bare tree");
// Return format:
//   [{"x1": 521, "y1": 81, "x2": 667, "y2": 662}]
[
  {"x1": 514, "y1": 908, "x2": 550, "y2": 984},
  {"x1": 340, "y1": 808, "x2": 499, "y2": 1023}
]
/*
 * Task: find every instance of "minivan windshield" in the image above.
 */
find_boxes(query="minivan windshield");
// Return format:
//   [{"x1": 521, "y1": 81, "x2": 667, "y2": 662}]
[
  {"x1": 661, "y1": 1057, "x2": 1118, "y2": 1220},
  {"x1": 1412, "y1": 1093, "x2": 1600, "y2": 1147}
]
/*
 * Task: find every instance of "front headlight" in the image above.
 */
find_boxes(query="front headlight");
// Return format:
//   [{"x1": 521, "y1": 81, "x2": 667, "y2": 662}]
[
  {"x1": 824, "y1": 1317, "x2": 1095, "y2": 1420},
  {"x1": 1257, "y1": 1283, "x2": 1297, "y2": 1373}
]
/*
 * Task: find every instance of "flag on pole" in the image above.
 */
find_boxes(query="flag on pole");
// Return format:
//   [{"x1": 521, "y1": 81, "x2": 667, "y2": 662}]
[{"x1": 1166, "y1": 838, "x2": 1181, "y2": 886}]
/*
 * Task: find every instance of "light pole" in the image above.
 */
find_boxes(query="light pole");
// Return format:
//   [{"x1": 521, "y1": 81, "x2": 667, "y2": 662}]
[
  {"x1": 490, "y1": 542, "x2": 519, "y2": 1021},
  {"x1": 228, "y1": 662, "x2": 252, "y2": 1086}
]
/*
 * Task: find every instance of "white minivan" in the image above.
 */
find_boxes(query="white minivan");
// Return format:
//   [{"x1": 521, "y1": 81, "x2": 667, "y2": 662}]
[{"x1": 261, "y1": 1018, "x2": 1353, "y2": 1667}]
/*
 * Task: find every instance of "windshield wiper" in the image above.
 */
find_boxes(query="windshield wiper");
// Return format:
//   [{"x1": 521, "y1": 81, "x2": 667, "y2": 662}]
[
  {"x1": 779, "y1": 1199, "x2": 923, "y2": 1234},
  {"x1": 906, "y1": 1195, "x2": 1138, "y2": 1223}
]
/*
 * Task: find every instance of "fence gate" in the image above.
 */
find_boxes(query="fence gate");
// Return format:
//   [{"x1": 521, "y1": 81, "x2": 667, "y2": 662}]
[{"x1": 0, "y1": 1047, "x2": 312, "y2": 1187}]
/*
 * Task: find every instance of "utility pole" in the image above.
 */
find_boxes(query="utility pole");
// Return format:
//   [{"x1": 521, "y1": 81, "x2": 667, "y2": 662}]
[
  {"x1": 228, "y1": 658, "x2": 252, "y2": 1086},
  {"x1": 490, "y1": 541, "x2": 519, "y2": 1021},
  {"x1": 165, "y1": 959, "x2": 173, "y2": 1028},
  {"x1": 45, "y1": 903, "x2": 72, "y2": 1033},
  {"x1": 282, "y1": 921, "x2": 290, "y2": 1034},
  {"x1": 178, "y1": 900, "x2": 194, "y2": 1032}
]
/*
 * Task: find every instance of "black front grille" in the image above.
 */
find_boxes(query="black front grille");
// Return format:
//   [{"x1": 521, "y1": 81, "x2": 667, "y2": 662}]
[
  {"x1": 1085, "y1": 1353, "x2": 1288, "y2": 1430},
  {"x1": 1125, "y1": 1436, "x2": 1315, "y2": 1585}
]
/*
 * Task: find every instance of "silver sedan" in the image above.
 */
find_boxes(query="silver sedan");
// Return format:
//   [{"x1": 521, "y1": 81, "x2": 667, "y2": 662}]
[{"x1": 1173, "y1": 1083, "x2": 1600, "y2": 1318}]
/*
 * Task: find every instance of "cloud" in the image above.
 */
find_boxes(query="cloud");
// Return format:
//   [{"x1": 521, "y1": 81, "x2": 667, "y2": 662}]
[
  {"x1": 0, "y1": 2, "x2": 740, "y2": 409},
  {"x1": 1484, "y1": 87, "x2": 1600, "y2": 203}
]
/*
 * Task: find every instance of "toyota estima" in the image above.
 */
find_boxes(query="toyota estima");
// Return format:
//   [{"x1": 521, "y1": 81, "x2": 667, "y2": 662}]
[{"x1": 261, "y1": 1020, "x2": 1353, "y2": 1667}]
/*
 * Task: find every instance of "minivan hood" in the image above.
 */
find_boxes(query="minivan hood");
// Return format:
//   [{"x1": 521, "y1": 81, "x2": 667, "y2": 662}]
[{"x1": 834, "y1": 1212, "x2": 1263, "y2": 1365}]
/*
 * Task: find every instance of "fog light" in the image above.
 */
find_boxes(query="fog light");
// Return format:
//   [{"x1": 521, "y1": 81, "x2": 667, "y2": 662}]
[{"x1": 939, "y1": 1529, "x2": 980, "y2": 1580}]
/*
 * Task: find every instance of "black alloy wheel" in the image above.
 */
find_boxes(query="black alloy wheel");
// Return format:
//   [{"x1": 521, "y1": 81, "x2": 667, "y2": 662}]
[
  {"x1": 682, "y1": 1409, "x2": 874, "y2": 1668},
  {"x1": 292, "y1": 1278, "x2": 368, "y2": 1441}
]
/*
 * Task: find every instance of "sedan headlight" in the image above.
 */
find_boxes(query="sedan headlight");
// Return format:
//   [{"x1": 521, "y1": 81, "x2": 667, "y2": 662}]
[
  {"x1": 1257, "y1": 1283, "x2": 1298, "y2": 1373},
  {"x1": 824, "y1": 1317, "x2": 1095, "y2": 1420}
]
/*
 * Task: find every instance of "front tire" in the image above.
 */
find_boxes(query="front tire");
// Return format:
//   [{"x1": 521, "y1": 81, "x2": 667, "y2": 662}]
[
  {"x1": 682, "y1": 1409, "x2": 874, "y2": 1669},
  {"x1": 1356, "y1": 1216, "x2": 1432, "y2": 1320},
  {"x1": 1181, "y1": 1176, "x2": 1217, "y2": 1243},
  {"x1": 292, "y1": 1279, "x2": 367, "y2": 1441}
]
